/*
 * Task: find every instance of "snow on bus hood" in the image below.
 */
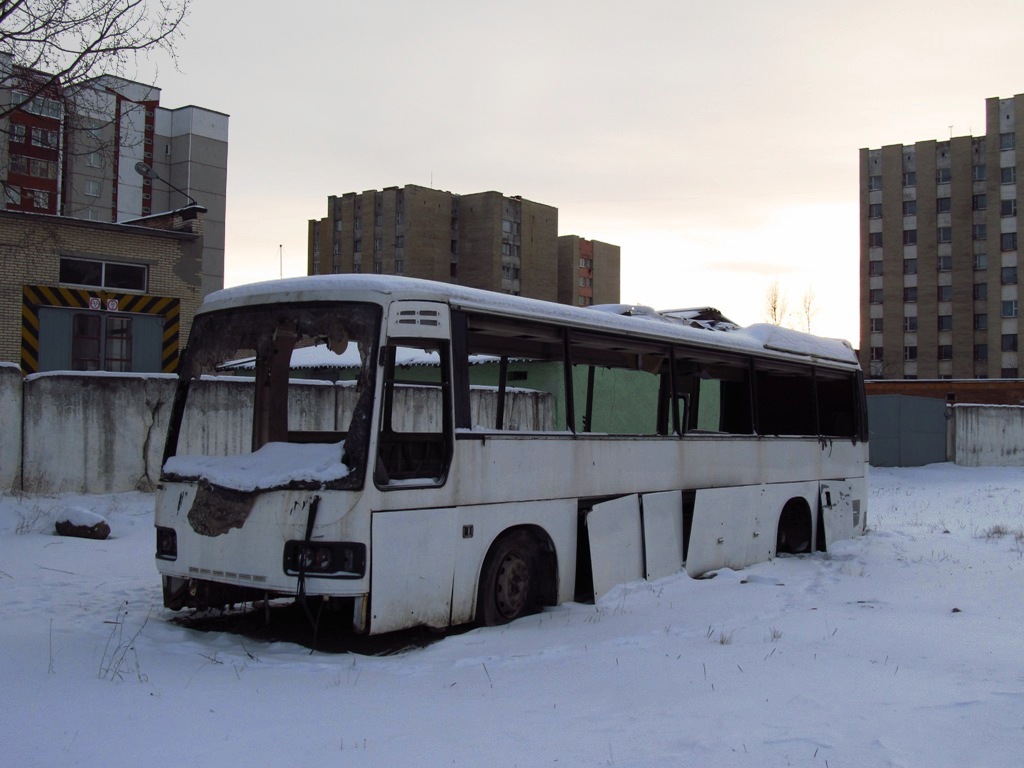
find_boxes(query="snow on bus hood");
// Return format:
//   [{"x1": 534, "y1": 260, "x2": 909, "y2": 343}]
[{"x1": 163, "y1": 442, "x2": 350, "y2": 492}]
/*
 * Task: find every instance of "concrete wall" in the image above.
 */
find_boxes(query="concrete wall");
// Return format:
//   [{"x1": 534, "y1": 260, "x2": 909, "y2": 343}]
[
  {"x1": 22, "y1": 373, "x2": 177, "y2": 494},
  {"x1": 0, "y1": 363, "x2": 21, "y2": 490},
  {"x1": 5, "y1": 373, "x2": 552, "y2": 495},
  {"x1": 954, "y1": 404, "x2": 1024, "y2": 466}
]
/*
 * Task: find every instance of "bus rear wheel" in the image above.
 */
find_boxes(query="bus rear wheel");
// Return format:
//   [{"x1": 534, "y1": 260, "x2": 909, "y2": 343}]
[{"x1": 478, "y1": 531, "x2": 540, "y2": 626}]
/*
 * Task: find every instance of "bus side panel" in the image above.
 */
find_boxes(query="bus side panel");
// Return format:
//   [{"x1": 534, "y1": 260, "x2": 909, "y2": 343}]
[
  {"x1": 370, "y1": 507, "x2": 459, "y2": 634},
  {"x1": 449, "y1": 499, "x2": 577, "y2": 626},
  {"x1": 685, "y1": 481, "x2": 818, "y2": 577},
  {"x1": 820, "y1": 479, "x2": 864, "y2": 549},
  {"x1": 588, "y1": 495, "x2": 644, "y2": 601},
  {"x1": 641, "y1": 491, "x2": 685, "y2": 581}
]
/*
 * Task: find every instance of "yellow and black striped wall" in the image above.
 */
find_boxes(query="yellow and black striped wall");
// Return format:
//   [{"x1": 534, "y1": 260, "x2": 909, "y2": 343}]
[{"x1": 21, "y1": 285, "x2": 180, "y2": 374}]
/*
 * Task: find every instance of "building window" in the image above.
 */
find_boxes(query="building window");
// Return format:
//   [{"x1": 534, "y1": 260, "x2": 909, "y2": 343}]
[
  {"x1": 975, "y1": 344, "x2": 988, "y2": 361},
  {"x1": 1001, "y1": 199, "x2": 1017, "y2": 217},
  {"x1": 903, "y1": 287, "x2": 918, "y2": 303},
  {"x1": 59, "y1": 257, "x2": 147, "y2": 292},
  {"x1": 1002, "y1": 266, "x2": 1018, "y2": 285},
  {"x1": 937, "y1": 227, "x2": 952, "y2": 243},
  {"x1": 1001, "y1": 132, "x2": 1016, "y2": 151},
  {"x1": 973, "y1": 194, "x2": 987, "y2": 211},
  {"x1": 903, "y1": 172, "x2": 916, "y2": 187},
  {"x1": 104, "y1": 317, "x2": 133, "y2": 373},
  {"x1": 973, "y1": 164, "x2": 987, "y2": 181},
  {"x1": 85, "y1": 180, "x2": 100, "y2": 197},
  {"x1": 937, "y1": 345, "x2": 953, "y2": 361},
  {"x1": 868, "y1": 232, "x2": 883, "y2": 248},
  {"x1": 30, "y1": 127, "x2": 57, "y2": 149},
  {"x1": 869, "y1": 260, "x2": 883, "y2": 276},
  {"x1": 869, "y1": 289, "x2": 883, "y2": 304},
  {"x1": 10, "y1": 154, "x2": 27, "y2": 174},
  {"x1": 902, "y1": 200, "x2": 917, "y2": 216},
  {"x1": 4, "y1": 185, "x2": 21, "y2": 205},
  {"x1": 936, "y1": 197, "x2": 951, "y2": 213},
  {"x1": 70, "y1": 313, "x2": 133, "y2": 372},
  {"x1": 974, "y1": 283, "x2": 988, "y2": 300},
  {"x1": 974, "y1": 313, "x2": 988, "y2": 330},
  {"x1": 395, "y1": 258, "x2": 404, "y2": 274},
  {"x1": 1001, "y1": 233, "x2": 1017, "y2": 251},
  {"x1": 938, "y1": 315, "x2": 953, "y2": 331},
  {"x1": 11, "y1": 124, "x2": 26, "y2": 143},
  {"x1": 903, "y1": 316, "x2": 918, "y2": 332},
  {"x1": 937, "y1": 255, "x2": 953, "y2": 272},
  {"x1": 30, "y1": 189, "x2": 50, "y2": 209},
  {"x1": 28, "y1": 158, "x2": 56, "y2": 179},
  {"x1": 868, "y1": 175, "x2": 882, "y2": 191},
  {"x1": 904, "y1": 346, "x2": 918, "y2": 361},
  {"x1": 1003, "y1": 300, "x2": 1019, "y2": 318},
  {"x1": 936, "y1": 168, "x2": 952, "y2": 184},
  {"x1": 71, "y1": 314, "x2": 101, "y2": 371},
  {"x1": 1001, "y1": 167, "x2": 1016, "y2": 184},
  {"x1": 1002, "y1": 367, "x2": 1019, "y2": 377},
  {"x1": 937, "y1": 285, "x2": 953, "y2": 301},
  {"x1": 974, "y1": 253, "x2": 988, "y2": 270},
  {"x1": 870, "y1": 317, "x2": 883, "y2": 332},
  {"x1": 870, "y1": 347, "x2": 883, "y2": 362},
  {"x1": 973, "y1": 224, "x2": 987, "y2": 240},
  {"x1": 904, "y1": 258, "x2": 917, "y2": 275},
  {"x1": 1002, "y1": 334, "x2": 1018, "y2": 352},
  {"x1": 903, "y1": 230, "x2": 917, "y2": 246},
  {"x1": 869, "y1": 203, "x2": 882, "y2": 219}
]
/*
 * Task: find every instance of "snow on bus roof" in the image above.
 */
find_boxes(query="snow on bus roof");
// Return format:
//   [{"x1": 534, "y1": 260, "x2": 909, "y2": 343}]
[{"x1": 203, "y1": 275, "x2": 858, "y2": 367}]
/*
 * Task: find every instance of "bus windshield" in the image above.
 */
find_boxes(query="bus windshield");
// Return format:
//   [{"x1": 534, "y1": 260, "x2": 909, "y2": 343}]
[{"x1": 161, "y1": 301, "x2": 381, "y2": 492}]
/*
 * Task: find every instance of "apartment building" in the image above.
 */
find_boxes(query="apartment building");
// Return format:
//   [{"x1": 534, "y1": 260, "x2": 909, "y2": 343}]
[
  {"x1": 557, "y1": 235, "x2": 621, "y2": 307},
  {"x1": 0, "y1": 53, "x2": 229, "y2": 297},
  {"x1": 860, "y1": 94, "x2": 1023, "y2": 379},
  {"x1": 308, "y1": 184, "x2": 621, "y2": 305}
]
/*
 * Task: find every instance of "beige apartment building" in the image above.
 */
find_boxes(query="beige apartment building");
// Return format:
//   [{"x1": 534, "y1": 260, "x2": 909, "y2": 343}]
[
  {"x1": 860, "y1": 94, "x2": 1024, "y2": 379},
  {"x1": 308, "y1": 184, "x2": 620, "y2": 306}
]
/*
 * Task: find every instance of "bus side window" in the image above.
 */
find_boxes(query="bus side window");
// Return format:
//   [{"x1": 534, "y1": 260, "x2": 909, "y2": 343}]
[{"x1": 376, "y1": 341, "x2": 453, "y2": 484}]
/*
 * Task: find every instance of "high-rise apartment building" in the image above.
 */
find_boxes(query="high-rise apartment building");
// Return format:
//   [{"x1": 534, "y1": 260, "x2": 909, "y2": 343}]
[
  {"x1": 1, "y1": 53, "x2": 229, "y2": 297},
  {"x1": 308, "y1": 184, "x2": 620, "y2": 305},
  {"x1": 557, "y1": 235, "x2": 621, "y2": 307},
  {"x1": 860, "y1": 94, "x2": 1024, "y2": 380}
]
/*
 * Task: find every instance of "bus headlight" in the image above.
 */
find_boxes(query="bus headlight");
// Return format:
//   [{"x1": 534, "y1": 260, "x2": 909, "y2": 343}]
[
  {"x1": 283, "y1": 541, "x2": 366, "y2": 578},
  {"x1": 156, "y1": 527, "x2": 178, "y2": 560}
]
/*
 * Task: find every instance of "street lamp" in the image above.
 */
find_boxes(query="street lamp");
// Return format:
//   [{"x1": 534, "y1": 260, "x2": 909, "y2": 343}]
[{"x1": 134, "y1": 161, "x2": 198, "y2": 208}]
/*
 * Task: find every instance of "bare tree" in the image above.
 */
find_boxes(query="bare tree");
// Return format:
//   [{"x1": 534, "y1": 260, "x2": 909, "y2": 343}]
[
  {"x1": 800, "y1": 286, "x2": 817, "y2": 333},
  {"x1": 1, "y1": 0, "x2": 190, "y2": 121},
  {"x1": 765, "y1": 279, "x2": 788, "y2": 326}
]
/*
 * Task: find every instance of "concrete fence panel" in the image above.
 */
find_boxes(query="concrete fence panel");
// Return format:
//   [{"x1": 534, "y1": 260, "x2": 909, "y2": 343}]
[
  {"x1": 954, "y1": 404, "x2": 1024, "y2": 467},
  {"x1": 22, "y1": 373, "x2": 177, "y2": 494},
  {"x1": 0, "y1": 363, "x2": 22, "y2": 491}
]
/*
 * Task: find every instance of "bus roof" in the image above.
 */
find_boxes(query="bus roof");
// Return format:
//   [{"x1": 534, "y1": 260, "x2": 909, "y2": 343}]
[{"x1": 201, "y1": 275, "x2": 859, "y2": 368}]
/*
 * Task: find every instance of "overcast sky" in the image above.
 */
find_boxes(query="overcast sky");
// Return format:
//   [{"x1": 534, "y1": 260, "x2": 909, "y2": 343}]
[{"x1": 144, "y1": 0, "x2": 1024, "y2": 343}]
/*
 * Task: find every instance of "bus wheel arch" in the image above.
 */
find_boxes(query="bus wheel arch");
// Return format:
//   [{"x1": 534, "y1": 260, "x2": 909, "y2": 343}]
[
  {"x1": 476, "y1": 526, "x2": 556, "y2": 626},
  {"x1": 775, "y1": 497, "x2": 813, "y2": 555}
]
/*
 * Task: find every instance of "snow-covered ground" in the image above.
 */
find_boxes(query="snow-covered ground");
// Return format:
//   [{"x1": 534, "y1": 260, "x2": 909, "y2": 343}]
[{"x1": 2, "y1": 464, "x2": 1023, "y2": 767}]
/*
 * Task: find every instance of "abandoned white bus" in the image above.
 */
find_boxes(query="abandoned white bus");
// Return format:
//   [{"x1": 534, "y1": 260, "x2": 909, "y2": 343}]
[{"x1": 155, "y1": 275, "x2": 868, "y2": 635}]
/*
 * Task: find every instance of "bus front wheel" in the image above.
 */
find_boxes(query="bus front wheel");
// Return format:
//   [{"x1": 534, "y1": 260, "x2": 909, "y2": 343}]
[{"x1": 477, "y1": 531, "x2": 540, "y2": 626}]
